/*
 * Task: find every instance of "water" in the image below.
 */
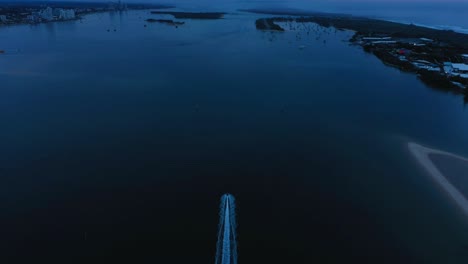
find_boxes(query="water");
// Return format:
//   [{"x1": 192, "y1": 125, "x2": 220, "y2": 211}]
[{"x1": 1, "y1": 10, "x2": 468, "y2": 264}]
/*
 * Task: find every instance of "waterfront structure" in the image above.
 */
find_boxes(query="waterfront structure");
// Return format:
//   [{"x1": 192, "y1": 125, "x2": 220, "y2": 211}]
[
  {"x1": 444, "y1": 62, "x2": 468, "y2": 79},
  {"x1": 371, "y1": 40, "x2": 397, "y2": 45},
  {"x1": 420, "y1": 38, "x2": 434, "y2": 42},
  {"x1": 0, "y1": 2, "x2": 166, "y2": 26},
  {"x1": 52, "y1": 8, "x2": 75, "y2": 20},
  {"x1": 58, "y1": 9, "x2": 76, "y2": 20},
  {"x1": 109, "y1": 1, "x2": 128, "y2": 11},
  {"x1": 452, "y1": 63, "x2": 468, "y2": 79},
  {"x1": 398, "y1": 49, "x2": 411, "y2": 55},
  {"x1": 463, "y1": 55, "x2": 468, "y2": 63},
  {"x1": 362, "y1": 37, "x2": 391, "y2": 41},
  {"x1": 52, "y1": 8, "x2": 62, "y2": 17},
  {"x1": 26, "y1": 14, "x2": 41, "y2": 23},
  {"x1": 412, "y1": 60, "x2": 440, "y2": 72},
  {"x1": 39, "y1": 7, "x2": 54, "y2": 21},
  {"x1": 444, "y1": 62, "x2": 454, "y2": 75},
  {"x1": 34, "y1": 7, "x2": 76, "y2": 22},
  {"x1": 452, "y1": 63, "x2": 468, "y2": 73}
]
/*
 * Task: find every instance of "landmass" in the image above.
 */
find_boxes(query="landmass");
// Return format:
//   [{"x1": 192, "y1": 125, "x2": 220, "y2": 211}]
[
  {"x1": 150, "y1": 11, "x2": 226, "y2": 20},
  {"x1": 2, "y1": 4, "x2": 468, "y2": 95},
  {"x1": 255, "y1": 18, "x2": 284, "y2": 31},
  {"x1": 146, "y1": 18, "x2": 185, "y2": 26},
  {"x1": 245, "y1": 9, "x2": 468, "y2": 94},
  {"x1": 409, "y1": 142, "x2": 468, "y2": 217},
  {"x1": 0, "y1": 1, "x2": 173, "y2": 26},
  {"x1": 240, "y1": 8, "x2": 351, "y2": 18}
]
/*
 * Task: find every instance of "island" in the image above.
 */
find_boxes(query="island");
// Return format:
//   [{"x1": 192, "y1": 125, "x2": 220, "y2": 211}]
[
  {"x1": 146, "y1": 18, "x2": 185, "y2": 26},
  {"x1": 150, "y1": 11, "x2": 226, "y2": 20},
  {"x1": 245, "y1": 9, "x2": 468, "y2": 94},
  {"x1": 255, "y1": 18, "x2": 284, "y2": 31}
]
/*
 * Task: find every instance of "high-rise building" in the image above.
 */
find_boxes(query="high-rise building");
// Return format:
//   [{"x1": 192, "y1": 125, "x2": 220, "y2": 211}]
[{"x1": 38, "y1": 7, "x2": 53, "y2": 21}]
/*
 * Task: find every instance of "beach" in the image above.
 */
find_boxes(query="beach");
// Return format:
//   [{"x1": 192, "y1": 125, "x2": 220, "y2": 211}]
[{"x1": 409, "y1": 142, "x2": 468, "y2": 216}]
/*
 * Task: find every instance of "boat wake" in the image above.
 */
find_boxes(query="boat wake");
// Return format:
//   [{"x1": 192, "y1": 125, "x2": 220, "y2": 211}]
[{"x1": 215, "y1": 194, "x2": 238, "y2": 264}]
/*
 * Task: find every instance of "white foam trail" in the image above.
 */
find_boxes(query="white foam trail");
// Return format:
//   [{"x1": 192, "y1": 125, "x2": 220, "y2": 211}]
[
  {"x1": 222, "y1": 197, "x2": 231, "y2": 264},
  {"x1": 215, "y1": 194, "x2": 238, "y2": 264}
]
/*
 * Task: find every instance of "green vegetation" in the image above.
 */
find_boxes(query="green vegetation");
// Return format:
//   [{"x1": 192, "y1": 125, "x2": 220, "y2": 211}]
[
  {"x1": 253, "y1": 16, "x2": 468, "y2": 49},
  {"x1": 145, "y1": 19, "x2": 185, "y2": 26},
  {"x1": 255, "y1": 18, "x2": 284, "y2": 31},
  {"x1": 150, "y1": 12, "x2": 226, "y2": 20}
]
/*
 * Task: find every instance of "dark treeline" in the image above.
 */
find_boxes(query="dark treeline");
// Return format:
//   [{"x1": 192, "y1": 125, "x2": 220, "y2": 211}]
[
  {"x1": 150, "y1": 12, "x2": 226, "y2": 20},
  {"x1": 254, "y1": 16, "x2": 468, "y2": 49}
]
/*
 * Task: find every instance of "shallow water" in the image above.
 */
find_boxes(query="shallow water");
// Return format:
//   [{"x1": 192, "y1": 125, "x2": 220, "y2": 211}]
[
  {"x1": 430, "y1": 153, "x2": 468, "y2": 199},
  {"x1": 1, "y1": 10, "x2": 468, "y2": 264}
]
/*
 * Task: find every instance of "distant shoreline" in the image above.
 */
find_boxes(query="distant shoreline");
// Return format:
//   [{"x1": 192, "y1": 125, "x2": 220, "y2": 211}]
[
  {"x1": 409, "y1": 142, "x2": 468, "y2": 217},
  {"x1": 241, "y1": 8, "x2": 468, "y2": 34},
  {"x1": 150, "y1": 11, "x2": 226, "y2": 20},
  {"x1": 2, "y1": 5, "x2": 467, "y2": 95},
  {"x1": 242, "y1": 9, "x2": 468, "y2": 49},
  {"x1": 0, "y1": 1, "x2": 173, "y2": 27},
  {"x1": 243, "y1": 8, "x2": 468, "y2": 95}
]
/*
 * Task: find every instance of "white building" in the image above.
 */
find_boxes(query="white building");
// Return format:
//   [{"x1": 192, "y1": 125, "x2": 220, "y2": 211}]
[
  {"x1": 39, "y1": 7, "x2": 54, "y2": 21},
  {"x1": 27, "y1": 14, "x2": 40, "y2": 23},
  {"x1": 371, "y1": 40, "x2": 397, "y2": 45},
  {"x1": 52, "y1": 8, "x2": 63, "y2": 17},
  {"x1": 445, "y1": 62, "x2": 468, "y2": 79},
  {"x1": 413, "y1": 60, "x2": 440, "y2": 72},
  {"x1": 51, "y1": 8, "x2": 75, "y2": 20},
  {"x1": 420, "y1": 38, "x2": 434, "y2": 42},
  {"x1": 443, "y1": 62, "x2": 454, "y2": 75},
  {"x1": 362, "y1": 37, "x2": 392, "y2": 41},
  {"x1": 58, "y1": 9, "x2": 76, "y2": 20},
  {"x1": 462, "y1": 54, "x2": 468, "y2": 63},
  {"x1": 452, "y1": 63, "x2": 468, "y2": 74},
  {"x1": 452, "y1": 63, "x2": 468, "y2": 79}
]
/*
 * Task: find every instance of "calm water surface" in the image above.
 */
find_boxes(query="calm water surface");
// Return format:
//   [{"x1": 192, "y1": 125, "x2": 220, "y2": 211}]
[{"x1": 1, "y1": 10, "x2": 468, "y2": 264}]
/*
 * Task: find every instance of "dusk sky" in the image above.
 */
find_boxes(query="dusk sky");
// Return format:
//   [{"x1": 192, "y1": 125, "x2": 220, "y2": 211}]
[{"x1": 2, "y1": 0, "x2": 466, "y2": 2}]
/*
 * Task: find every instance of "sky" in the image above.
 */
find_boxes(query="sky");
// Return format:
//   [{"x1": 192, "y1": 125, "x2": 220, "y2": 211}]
[{"x1": 2, "y1": 0, "x2": 466, "y2": 2}]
